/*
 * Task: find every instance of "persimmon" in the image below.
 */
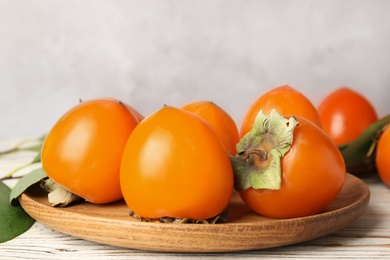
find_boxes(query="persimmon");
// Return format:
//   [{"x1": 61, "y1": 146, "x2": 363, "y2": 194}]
[
  {"x1": 318, "y1": 87, "x2": 378, "y2": 146},
  {"x1": 240, "y1": 85, "x2": 322, "y2": 138},
  {"x1": 181, "y1": 101, "x2": 239, "y2": 155},
  {"x1": 120, "y1": 105, "x2": 234, "y2": 220},
  {"x1": 231, "y1": 110, "x2": 346, "y2": 218},
  {"x1": 376, "y1": 125, "x2": 390, "y2": 187},
  {"x1": 41, "y1": 98, "x2": 139, "y2": 204}
]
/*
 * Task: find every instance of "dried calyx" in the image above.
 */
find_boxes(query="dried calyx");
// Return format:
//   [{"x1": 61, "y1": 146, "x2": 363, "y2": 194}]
[
  {"x1": 41, "y1": 178, "x2": 83, "y2": 207},
  {"x1": 129, "y1": 209, "x2": 228, "y2": 224},
  {"x1": 230, "y1": 109, "x2": 299, "y2": 191}
]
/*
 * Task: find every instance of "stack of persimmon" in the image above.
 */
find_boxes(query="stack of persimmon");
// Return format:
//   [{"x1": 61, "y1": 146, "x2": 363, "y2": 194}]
[{"x1": 40, "y1": 84, "x2": 387, "y2": 222}]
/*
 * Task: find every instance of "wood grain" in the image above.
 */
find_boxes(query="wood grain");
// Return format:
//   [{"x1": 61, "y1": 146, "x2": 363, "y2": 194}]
[{"x1": 18, "y1": 174, "x2": 369, "y2": 253}]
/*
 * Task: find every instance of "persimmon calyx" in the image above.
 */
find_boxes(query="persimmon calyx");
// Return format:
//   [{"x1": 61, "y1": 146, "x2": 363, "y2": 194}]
[
  {"x1": 40, "y1": 178, "x2": 83, "y2": 207},
  {"x1": 129, "y1": 209, "x2": 228, "y2": 224},
  {"x1": 230, "y1": 109, "x2": 299, "y2": 191}
]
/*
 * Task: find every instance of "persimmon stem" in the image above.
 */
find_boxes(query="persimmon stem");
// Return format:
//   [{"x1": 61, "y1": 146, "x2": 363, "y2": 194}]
[{"x1": 242, "y1": 148, "x2": 268, "y2": 162}]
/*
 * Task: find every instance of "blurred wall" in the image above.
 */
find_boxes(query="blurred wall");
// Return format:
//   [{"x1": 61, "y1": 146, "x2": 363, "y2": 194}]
[{"x1": 1, "y1": 0, "x2": 389, "y2": 137}]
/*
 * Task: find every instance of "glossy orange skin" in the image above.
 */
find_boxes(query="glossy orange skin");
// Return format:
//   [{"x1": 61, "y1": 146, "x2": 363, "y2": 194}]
[
  {"x1": 120, "y1": 106, "x2": 234, "y2": 220},
  {"x1": 181, "y1": 101, "x2": 239, "y2": 155},
  {"x1": 240, "y1": 85, "x2": 322, "y2": 138},
  {"x1": 376, "y1": 125, "x2": 390, "y2": 187},
  {"x1": 41, "y1": 98, "x2": 139, "y2": 204},
  {"x1": 318, "y1": 87, "x2": 378, "y2": 146},
  {"x1": 239, "y1": 116, "x2": 346, "y2": 218}
]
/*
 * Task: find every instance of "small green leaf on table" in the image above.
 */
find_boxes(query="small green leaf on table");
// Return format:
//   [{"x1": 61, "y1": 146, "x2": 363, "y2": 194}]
[
  {"x1": 0, "y1": 181, "x2": 35, "y2": 243},
  {"x1": 10, "y1": 168, "x2": 47, "y2": 206}
]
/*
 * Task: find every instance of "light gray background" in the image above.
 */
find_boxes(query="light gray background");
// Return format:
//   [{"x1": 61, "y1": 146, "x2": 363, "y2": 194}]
[{"x1": 1, "y1": 0, "x2": 389, "y2": 138}]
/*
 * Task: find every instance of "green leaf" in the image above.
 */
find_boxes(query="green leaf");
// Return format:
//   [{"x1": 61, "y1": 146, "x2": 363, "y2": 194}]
[
  {"x1": 0, "y1": 181, "x2": 35, "y2": 243},
  {"x1": 0, "y1": 135, "x2": 45, "y2": 181},
  {"x1": 10, "y1": 168, "x2": 47, "y2": 206},
  {"x1": 340, "y1": 114, "x2": 390, "y2": 165},
  {"x1": 22, "y1": 144, "x2": 43, "y2": 153},
  {"x1": 0, "y1": 134, "x2": 46, "y2": 158},
  {"x1": 30, "y1": 149, "x2": 42, "y2": 164}
]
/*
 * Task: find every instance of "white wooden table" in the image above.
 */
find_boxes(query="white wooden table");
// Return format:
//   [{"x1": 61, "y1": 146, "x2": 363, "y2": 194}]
[{"x1": 1, "y1": 137, "x2": 390, "y2": 259}]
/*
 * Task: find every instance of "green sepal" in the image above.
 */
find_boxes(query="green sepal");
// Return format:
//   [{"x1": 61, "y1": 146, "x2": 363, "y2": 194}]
[
  {"x1": 249, "y1": 149, "x2": 283, "y2": 190},
  {"x1": 231, "y1": 110, "x2": 299, "y2": 191}
]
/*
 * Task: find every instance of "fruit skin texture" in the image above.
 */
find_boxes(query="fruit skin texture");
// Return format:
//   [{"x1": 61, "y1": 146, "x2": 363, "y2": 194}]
[
  {"x1": 318, "y1": 87, "x2": 378, "y2": 146},
  {"x1": 240, "y1": 85, "x2": 322, "y2": 138},
  {"x1": 41, "y1": 98, "x2": 139, "y2": 204},
  {"x1": 376, "y1": 125, "x2": 390, "y2": 187},
  {"x1": 181, "y1": 101, "x2": 239, "y2": 155},
  {"x1": 120, "y1": 106, "x2": 234, "y2": 220},
  {"x1": 239, "y1": 116, "x2": 346, "y2": 219}
]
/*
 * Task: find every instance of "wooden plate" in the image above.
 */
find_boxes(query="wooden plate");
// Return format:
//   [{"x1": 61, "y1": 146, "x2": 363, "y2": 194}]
[{"x1": 20, "y1": 174, "x2": 369, "y2": 253}]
